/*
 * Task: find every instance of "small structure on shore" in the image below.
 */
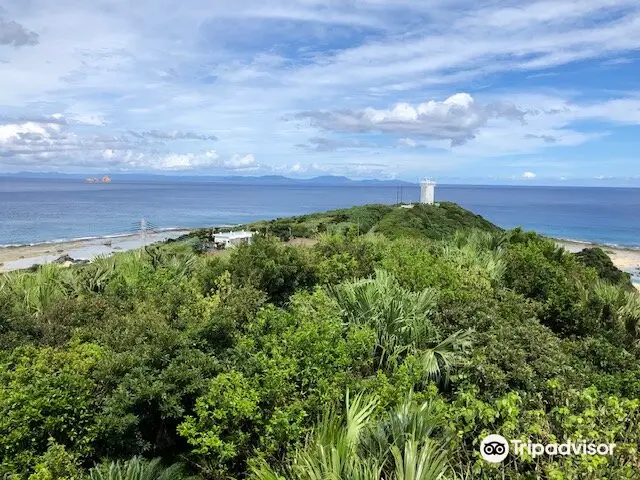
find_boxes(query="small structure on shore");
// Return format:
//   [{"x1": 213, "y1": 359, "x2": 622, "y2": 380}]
[
  {"x1": 213, "y1": 231, "x2": 255, "y2": 249},
  {"x1": 420, "y1": 178, "x2": 436, "y2": 205}
]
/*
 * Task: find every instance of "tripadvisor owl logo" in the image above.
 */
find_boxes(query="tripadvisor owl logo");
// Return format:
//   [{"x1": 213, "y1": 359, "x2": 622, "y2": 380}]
[
  {"x1": 480, "y1": 434, "x2": 510, "y2": 463},
  {"x1": 480, "y1": 434, "x2": 617, "y2": 463}
]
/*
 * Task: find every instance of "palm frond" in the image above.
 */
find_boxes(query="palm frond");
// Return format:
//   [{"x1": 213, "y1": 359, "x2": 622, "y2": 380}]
[
  {"x1": 419, "y1": 329, "x2": 474, "y2": 386},
  {"x1": 251, "y1": 392, "x2": 450, "y2": 480},
  {"x1": 328, "y1": 269, "x2": 472, "y2": 384},
  {"x1": 390, "y1": 438, "x2": 448, "y2": 480},
  {"x1": 88, "y1": 457, "x2": 196, "y2": 480},
  {"x1": 619, "y1": 290, "x2": 640, "y2": 344}
]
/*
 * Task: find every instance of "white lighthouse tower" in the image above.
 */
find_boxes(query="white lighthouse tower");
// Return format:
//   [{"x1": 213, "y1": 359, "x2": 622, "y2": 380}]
[{"x1": 420, "y1": 178, "x2": 436, "y2": 205}]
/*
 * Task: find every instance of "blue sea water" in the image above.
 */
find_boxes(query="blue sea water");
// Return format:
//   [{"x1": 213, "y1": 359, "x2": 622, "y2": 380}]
[{"x1": 0, "y1": 178, "x2": 639, "y2": 248}]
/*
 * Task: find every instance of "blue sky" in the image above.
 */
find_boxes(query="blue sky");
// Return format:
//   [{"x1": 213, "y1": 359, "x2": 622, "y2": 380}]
[{"x1": 1, "y1": 0, "x2": 640, "y2": 184}]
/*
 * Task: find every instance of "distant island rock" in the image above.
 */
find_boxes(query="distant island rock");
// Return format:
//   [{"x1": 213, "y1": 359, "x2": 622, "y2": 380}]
[{"x1": 85, "y1": 176, "x2": 112, "y2": 184}]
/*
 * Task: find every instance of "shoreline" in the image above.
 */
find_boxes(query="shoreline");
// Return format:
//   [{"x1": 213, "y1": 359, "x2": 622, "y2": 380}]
[
  {"x1": 552, "y1": 238, "x2": 640, "y2": 289},
  {"x1": 0, "y1": 227, "x2": 191, "y2": 249},
  {"x1": 1, "y1": 231, "x2": 639, "y2": 289},
  {"x1": 550, "y1": 236, "x2": 640, "y2": 252},
  {"x1": 0, "y1": 230, "x2": 191, "y2": 273}
]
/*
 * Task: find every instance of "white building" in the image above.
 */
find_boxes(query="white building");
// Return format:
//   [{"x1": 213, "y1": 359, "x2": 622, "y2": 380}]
[
  {"x1": 213, "y1": 230, "x2": 255, "y2": 249},
  {"x1": 420, "y1": 179, "x2": 436, "y2": 204}
]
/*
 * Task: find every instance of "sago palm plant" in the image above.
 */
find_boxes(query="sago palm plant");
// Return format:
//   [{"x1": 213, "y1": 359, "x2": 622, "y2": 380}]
[
  {"x1": 451, "y1": 229, "x2": 508, "y2": 253},
  {"x1": 619, "y1": 290, "x2": 640, "y2": 346},
  {"x1": 328, "y1": 270, "x2": 473, "y2": 385},
  {"x1": 439, "y1": 233, "x2": 507, "y2": 287},
  {"x1": 390, "y1": 439, "x2": 448, "y2": 480},
  {"x1": 251, "y1": 391, "x2": 450, "y2": 480},
  {"x1": 590, "y1": 279, "x2": 627, "y2": 326},
  {"x1": 0, "y1": 263, "x2": 70, "y2": 315},
  {"x1": 164, "y1": 252, "x2": 199, "y2": 280},
  {"x1": 587, "y1": 280, "x2": 640, "y2": 341},
  {"x1": 88, "y1": 457, "x2": 196, "y2": 480},
  {"x1": 112, "y1": 251, "x2": 152, "y2": 290},
  {"x1": 145, "y1": 245, "x2": 200, "y2": 280},
  {"x1": 66, "y1": 254, "x2": 117, "y2": 295},
  {"x1": 86, "y1": 255, "x2": 117, "y2": 292}
]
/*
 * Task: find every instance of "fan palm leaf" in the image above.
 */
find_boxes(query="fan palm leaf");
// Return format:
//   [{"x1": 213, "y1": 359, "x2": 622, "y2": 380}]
[
  {"x1": 390, "y1": 438, "x2": 448, "y2": 480},
  {"x1": 328, "y1": 270, "x2": 471, "y2": 385},
  {"x1": 88, "y1": 457, "x2": 195, "y2": 480},
  {"x1": 251, "y1": 392, "x2": 450, "y2": 480}
]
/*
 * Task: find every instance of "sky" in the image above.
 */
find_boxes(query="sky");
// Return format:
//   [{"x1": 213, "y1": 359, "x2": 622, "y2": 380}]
[{"x1": 1, "y1": 0, "x2": 640, "y2": 184}]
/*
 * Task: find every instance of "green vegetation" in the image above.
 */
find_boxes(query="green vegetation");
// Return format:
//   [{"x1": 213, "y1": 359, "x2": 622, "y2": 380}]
[
  {"x1": 574, "y1": 247, "x2": 634, "y2": 290},
  {"x1": 203, "y1": 203, "x2": 500, "y2": 241},
  {"x1": 1, "y1": 203, "x2": 640, "y2": 479}
]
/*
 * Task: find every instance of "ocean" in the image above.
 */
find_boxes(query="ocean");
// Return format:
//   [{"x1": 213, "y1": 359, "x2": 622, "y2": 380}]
[{"x1": 1, "y1": 178, "x2": 639, "y2": 248}]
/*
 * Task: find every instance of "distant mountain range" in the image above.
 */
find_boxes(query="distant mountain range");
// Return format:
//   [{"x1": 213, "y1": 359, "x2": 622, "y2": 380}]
[
  {"x1": 4, "y1": 172, "x2": 640, "y2": 188},
  {"x1": 1, "y1": 172, "x2": 417, "y2": 187}
]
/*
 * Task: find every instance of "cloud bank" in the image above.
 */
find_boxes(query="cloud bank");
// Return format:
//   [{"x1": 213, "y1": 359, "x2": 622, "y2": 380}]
[
  {"x1": 0, "y1": 0, "x2": 640, "y2": 180},
  {"x1": 297, "y1": 94, "x2": 526, "y2": 146}
]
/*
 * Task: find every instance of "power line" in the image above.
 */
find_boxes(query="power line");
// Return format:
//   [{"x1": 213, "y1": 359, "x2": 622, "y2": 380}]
[{"x1": 130, "y1": 217, "x2": 157, "y2": 244}]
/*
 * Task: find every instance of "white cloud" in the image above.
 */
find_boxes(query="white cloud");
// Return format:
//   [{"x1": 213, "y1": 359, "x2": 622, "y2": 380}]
[
  {"x1": 129, "y1": 130, "x2": 218, "y2": 141},
  {"x1": 398, "y1": 138, "x2": 418, "y2": 148},
  {"x1": 65, "y1": 112, "x2": 106, "y2": 126},
  {"x1": 223, "y1": 153, "x2": 258, "y2": 170},
  {"x1": 144, "y1": 150, "x2": 258, "y2": 172},
  {"x1": 0, "y1": 121, "x2": 61, "y2": 144},
  {"x1": 290, "y1": 162, "x2": 304, "y2": 173},
  {"x1": 522, "y1": 171, "x2": 537, "y2": 179},
  {"x1": 156, "y1": 153, "x2": 201, "y2": 170},
  {"x1": 272, "y1": 158, "x2": 395, "y2": 178},
  {"x1": 297, "y1": 93, "x2": 526, "y2": 146},
  {"x1": 297, "y1": 137, "x2": 377, "y2": 152},
  {"x1": 0, "y1": 114, "x2": 253, "y2": 172},
  {"x1": 145, "y1": 150, "x2": 258, "y2": 171},
  {"x1": 1, "y1": 0, "x2": 640, "y2": 177}
]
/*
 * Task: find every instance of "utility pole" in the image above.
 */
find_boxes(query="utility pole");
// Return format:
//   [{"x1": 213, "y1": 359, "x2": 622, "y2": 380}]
[
  {"x1": 132, "y1": 217, "x2": 155, "y2": 244},
  {"x1": 140, "y1": 217, "x2": 147, "y2": 245}
]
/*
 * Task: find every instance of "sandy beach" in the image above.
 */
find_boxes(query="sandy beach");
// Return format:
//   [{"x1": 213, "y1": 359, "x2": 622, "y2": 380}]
[
  {"x1": 554, "y1": 239, "x2": 640, "y2": 289},
  {"x1": 0, "y1": 230, "x2": 190, "y2": 273}
]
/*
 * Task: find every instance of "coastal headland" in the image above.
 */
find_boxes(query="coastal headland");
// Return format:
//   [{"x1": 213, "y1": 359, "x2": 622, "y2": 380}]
[{"x1": 1, "y1": 205, "x2": 638, "y2": 290}]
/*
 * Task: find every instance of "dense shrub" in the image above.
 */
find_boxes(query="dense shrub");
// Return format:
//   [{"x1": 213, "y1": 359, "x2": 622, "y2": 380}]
[
  {"x1": 0, "y1": 344, "x2": 104, "y2": 473},
  {"x1": 0, "y1": 204, "x2": 638, "y2": 479},
  {"x1": 575, "y1": 246, "x2": 634, "y2": 290},
  {"x1": 225, "y1": 236, "x2": 317, "y2": 305}
]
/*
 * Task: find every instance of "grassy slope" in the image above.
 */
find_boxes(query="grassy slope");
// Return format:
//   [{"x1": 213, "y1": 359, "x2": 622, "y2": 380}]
[
  {"x1": 210, "y1": 202, "x2": 501, "y2": 241},
  {"x1": 374, "y1": 202, "x2": 500, "y2": 240}
]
